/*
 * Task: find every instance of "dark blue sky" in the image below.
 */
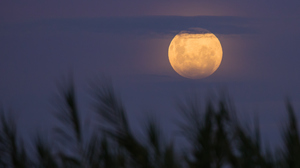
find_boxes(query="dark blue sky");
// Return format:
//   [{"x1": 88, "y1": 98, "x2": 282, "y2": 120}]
[{"x1": 1, "y1": 0, "x2": 300, "y2": 147}]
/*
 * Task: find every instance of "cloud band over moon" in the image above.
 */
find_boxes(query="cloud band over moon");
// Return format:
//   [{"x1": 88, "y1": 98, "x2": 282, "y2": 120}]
[{"x1": 0, "y1": 16, "x2": 258, "y2": 37}]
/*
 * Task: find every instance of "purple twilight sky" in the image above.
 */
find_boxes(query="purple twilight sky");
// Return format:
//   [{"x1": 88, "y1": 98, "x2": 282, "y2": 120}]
[{"x1": 1, "y1": 0, "x2": 300, "y2": 148}]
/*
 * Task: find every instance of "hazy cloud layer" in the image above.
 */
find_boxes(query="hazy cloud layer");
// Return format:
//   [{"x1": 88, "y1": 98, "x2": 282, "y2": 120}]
[{"x1": 1, "y1": 16, "x2": 257, "y2": 37}]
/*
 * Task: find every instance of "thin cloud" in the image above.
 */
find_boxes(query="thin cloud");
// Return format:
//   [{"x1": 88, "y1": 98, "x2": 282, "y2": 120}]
[{"x1": 0, "y1": 16, "x2": 258, "y2": 37}]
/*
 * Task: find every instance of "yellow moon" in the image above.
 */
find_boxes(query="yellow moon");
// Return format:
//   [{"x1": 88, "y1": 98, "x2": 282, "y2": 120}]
[{"x1": 168, "y1": 29, "x2": 223, "y2": 79}]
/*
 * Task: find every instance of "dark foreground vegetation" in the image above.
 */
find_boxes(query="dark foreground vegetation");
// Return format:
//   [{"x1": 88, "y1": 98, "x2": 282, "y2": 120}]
[{"x1": 0, "y1": 80, "x2": 300, "y2": 168}]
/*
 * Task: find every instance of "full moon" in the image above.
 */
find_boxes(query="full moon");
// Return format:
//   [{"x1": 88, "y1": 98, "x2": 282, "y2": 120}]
[{"x1": 168, "y1": 28, "x2": 223, "y2": 79}]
